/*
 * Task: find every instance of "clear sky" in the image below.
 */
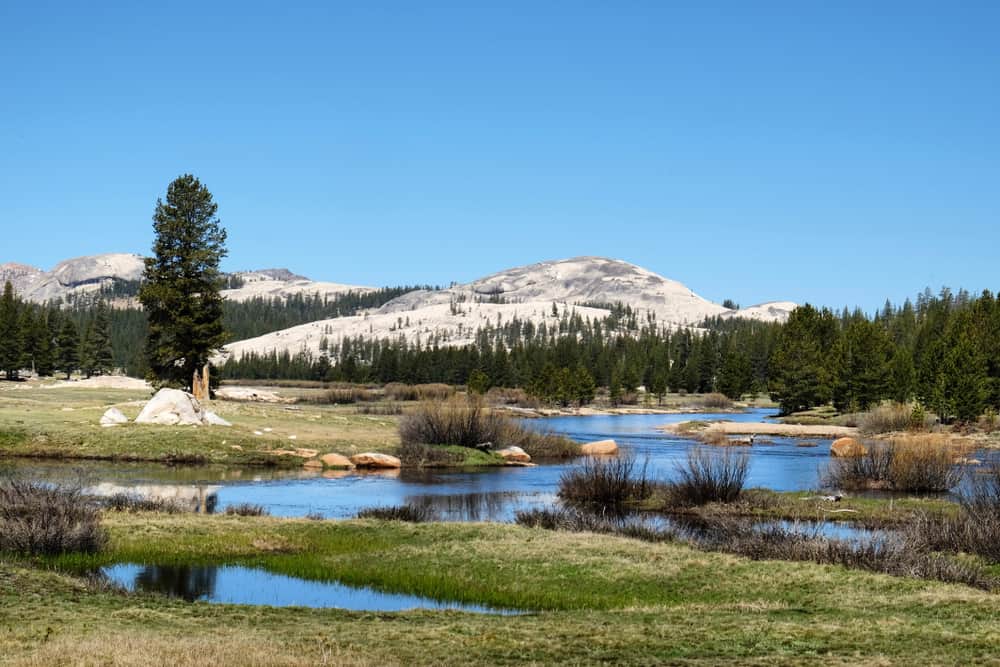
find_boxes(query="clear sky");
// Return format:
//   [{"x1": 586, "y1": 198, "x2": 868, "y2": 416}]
[{"x1": 2, "y1": 1, "x2": 997, "y2": 312}]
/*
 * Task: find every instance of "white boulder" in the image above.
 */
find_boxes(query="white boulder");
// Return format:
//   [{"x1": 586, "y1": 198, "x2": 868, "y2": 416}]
[
  {"x1": 134, "y1": 388, "x2": 230, "y2": 426},
  {"x1": 99, "y1": 407, "x2": 129, "y2": 427}
]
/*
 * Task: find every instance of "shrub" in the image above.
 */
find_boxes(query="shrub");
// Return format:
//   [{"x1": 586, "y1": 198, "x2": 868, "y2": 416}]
[
  {"x1": 300, "y1": 384, "x2": 377, "y2": 404},
  {"x1": 103, "y1": 493, "x2": 183, "y2": 513},
  {"x1": 666, "y1": 446, "x2": 749, "y2": 506},
  {"x1": 858, "y1": 403, "x2": 917, "y2": 435},
  {"x1": 224, "y1": 503, "x2": 268, "y2": 516},
  {"x1": 485, "y1": 387, "x2": 540, "y2": 408},
  {"x1": 355, "y1": 403, "x2": 404, "y2": 415},
  {"x1": 399, "y1": 396, "x2": 579, "y2": 459},
  {"x1": 515, "y1": 507, "x2": 666, "y2": 542},
  {"x1": 0, "y1": 480, "x2": 106, "y2": 555},
  {"x1": 384, "y1": 383, "x2": 455, "y2": 402},
  {"x1": 558, "y1": 454, "x2": 651, "y2": 506},
  {"x1": 825, "y1": 435, "x2": 962, "y2": 492},
  {"x1": 697, "y1": 393, "x2": 733, "y2": 410},
  {"x1": 356, "y1": 504, "x2": 436, "y2": 522}
]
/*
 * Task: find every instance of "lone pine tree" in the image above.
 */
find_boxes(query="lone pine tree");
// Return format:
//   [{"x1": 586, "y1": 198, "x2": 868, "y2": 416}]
[{"x1": 138, "y1": 174, "x2": 228, "y2": 390}]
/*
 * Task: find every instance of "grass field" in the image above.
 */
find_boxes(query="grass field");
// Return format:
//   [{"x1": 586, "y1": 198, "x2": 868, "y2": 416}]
[
  {"x1": 2, "y1": 513, "x2": 1000, "y2": 665},
  {"x1": 0, "y1": 384, "x2": 400, "y2": 466}
]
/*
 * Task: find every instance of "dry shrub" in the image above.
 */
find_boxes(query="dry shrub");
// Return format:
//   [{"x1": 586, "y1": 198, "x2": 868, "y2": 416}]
[
  {"x1": 385, "y1": 382, "x2": 454, "y2": 401},
  {"x1": 558, "y1": 454, "x2": 651, "y2": 506},
  {"x1": 825, "y1": 434, "x2": 962, "y2": 492},
  {"x1": 0, "y1": 480, "x2": 106, "y2": 555},
  {"x1": 485, "y1": 386, "x2": 540, "y2": 408},
  {"x1": 356, "y1": 403, "x2": 404, "y2": 415},
  {"x1": 858, "y1": 402, "x2": 924, "y2": 435},
  {"x1": 399, "y1": 396, "x2": 578, "y2": 459},
  {"x1": 697, "y1": 393, "x2": 733, "y2": 410},
  {"x1": 667, "y1": 447, "x2": 749, "y2": 506},
  {"x1": 356, "y1": 503, "x2": 436, "y2": 522},
  {"x1": 300, "y1": 384, "x2": 376, "y2": 404},
  {"x1": 224, "y1": 503, "x2": 268, "y2": 516},
  {"x1": 697, "y1": 430, "x2": 745, "y2": 447},
  {"x1": 103, "y1": 493, "x2": 183, "y2": 514}
]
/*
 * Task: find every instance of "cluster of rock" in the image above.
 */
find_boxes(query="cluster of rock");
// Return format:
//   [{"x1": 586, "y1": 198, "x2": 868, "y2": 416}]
[{"x1": 100, "y1": 388, "x2": 231, "y2": 427}]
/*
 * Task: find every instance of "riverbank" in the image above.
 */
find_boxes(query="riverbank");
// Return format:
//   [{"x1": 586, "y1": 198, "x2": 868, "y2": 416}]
[
  {"x1": 660, "y1": 420, "x2": 858, "y2": 438},
  {"x1": 3, "y1": 513, "x2": 998, "y2": 665}
]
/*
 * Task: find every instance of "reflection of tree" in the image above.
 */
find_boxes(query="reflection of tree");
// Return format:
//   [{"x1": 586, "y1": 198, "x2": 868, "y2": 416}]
[
  {"x1": 135, "y1": 565, "x2": 218, "y2": 601},
  {"x1": 405, "y1": 492, "x2": 515, "y2": 521}
]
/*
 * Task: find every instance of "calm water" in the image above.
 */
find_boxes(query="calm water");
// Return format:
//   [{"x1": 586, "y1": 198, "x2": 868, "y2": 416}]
[
  {"x1": 2, "y1": 409, "x2": 856, "y2": 519},
  {"x1": 103, "y1": 563, "x2": 520, "y2": 613}
]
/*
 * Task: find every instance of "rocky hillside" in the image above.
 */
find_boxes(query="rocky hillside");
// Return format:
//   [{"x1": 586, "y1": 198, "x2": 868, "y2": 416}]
[
  {"x1": 0, "y1": 255, "x2": 373, "y2": 304},
  {"x1": 220, "y1": 257, "x2": 795, "y2": 361}
]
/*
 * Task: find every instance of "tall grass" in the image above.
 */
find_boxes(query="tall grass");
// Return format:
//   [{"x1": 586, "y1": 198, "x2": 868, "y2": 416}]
[
  {"x1": 667, "y1": 447, "x2": 749, "y2": 506},
  {"x1": 825, "y1": 435, "x2": 962, "y2": 492},
  {"x1": 558, "y1": 455, "x2": 651, "y2": 506},
  {"x1": 399, "y1": 396, "x2": 579, "y2": 459},
  {"x1": 0, "y1": 480, "x2": 106, "y2": 555}
]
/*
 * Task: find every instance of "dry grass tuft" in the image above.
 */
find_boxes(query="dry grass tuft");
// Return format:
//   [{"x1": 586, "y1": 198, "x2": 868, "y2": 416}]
[{"x1": 0, "y1": 480, "x2": 106, "y2": 555}]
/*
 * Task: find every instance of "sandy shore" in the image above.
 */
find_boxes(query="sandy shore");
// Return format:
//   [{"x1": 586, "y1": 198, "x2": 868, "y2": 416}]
[{"x1": 660, "y1": 421, "x2": 857, "y2": 438}]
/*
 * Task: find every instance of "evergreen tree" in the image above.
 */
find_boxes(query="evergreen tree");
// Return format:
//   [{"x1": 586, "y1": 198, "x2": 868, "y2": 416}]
[
  {"x1": 139, "y1": 174, "x2": 228, "y2": 390},
  {"x1": 944, "y1": 314, "x2": 988, "y2": 422},
  {"x1": 0, "y1": 282, "x2": 22, "y2": 380},
  {"x1": 571, "y1": 365, "x2": 596, "y2": 406},
  {"x1": 717, "y1": 349, "x2": 752, "y2": 400},
  {"x1": 769, "y1": 304, "x2": 835, "y2": 414},
  {"x1": 80, "y1": 304, "x2": 114, "y2": 377},
  {"x1": 57, "y1": 319, "x2": 80, "y2": 379},
  {"x1": 831, "y1": 319, "x2": 892, "y2": 412}
]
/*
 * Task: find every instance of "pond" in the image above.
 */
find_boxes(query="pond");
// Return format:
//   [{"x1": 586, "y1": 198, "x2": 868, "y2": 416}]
[
  {"x1": 102, "y1": 563, "x2": 521, "y2": 613},
  {"x1": 1, "y1": 409, "x2": 865, "y2": 520}
]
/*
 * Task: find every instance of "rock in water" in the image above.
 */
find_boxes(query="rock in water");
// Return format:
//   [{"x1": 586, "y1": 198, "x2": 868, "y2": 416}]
[
  {"x1": 134, "y1": 388, "x2": 207, "y2": 426},
  {"x1": 580, "y1": 439, "x2": 618, "y2": 455},
  {"x1": 320, "y1": 453, "x2": 355, "y2": 469},
  {"x1": 830, "y1": 437, "x2": 867, "y2": 458},
  {"x1": 99, "y1": 407, "x2": 129, "y2": 427},
  {"x1": 349, "y1": 452, "x2": 402, "y2": 469},
  {"x1": 495, "y1": 446, "x2": 531, "y2": 463}
]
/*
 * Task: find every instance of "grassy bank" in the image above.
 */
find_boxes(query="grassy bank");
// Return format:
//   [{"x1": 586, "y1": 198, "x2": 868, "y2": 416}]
[
  {"x1": 2, "y1": 513, "x2": 1000, "y2": 665},
  {"x1": 0, "y1": 385, "x2": 399, "y2": 466}
]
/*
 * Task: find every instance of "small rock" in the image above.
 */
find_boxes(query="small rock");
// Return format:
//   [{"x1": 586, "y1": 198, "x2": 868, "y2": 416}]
[
  {"x1": 288, "y1": 435, "x2": 297, "y2": 440},
  {"x1": 320, "y1": 453, "x2": 355, "y2": 469},
  {"x1": 496, "y1": 446, "x2": 531, "y2": 463},
  {"x1": 350, "y1": 452, "x2": 402, "y2": 469},
  {"x1": 302, "y1": 459, "x2": 324, "y2": 470},
  {"x1": 580, "y1": 439, "x2": 618, "y2": 455},
  {"x1": 830, "y1": 437, "x2": 867, "y2": 458},
  {"x1": 203, "y1": 411, "x2": 232, "y2": 426},
  {"x1": 253, "y1": 430, "x2": 264, "y2": 436},
  {"x1": 263, "y1": 427, "x2": 273, "y2": 432},
  {"x1": 230, "y1": 445, "x2": 243, "y2": 450},
  {"x1": 99, "y1": 407, "x2": 129, "y2": 427}
]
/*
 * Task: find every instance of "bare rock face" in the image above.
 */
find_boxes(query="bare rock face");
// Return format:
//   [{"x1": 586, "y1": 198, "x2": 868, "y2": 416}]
[
  {"x1": 349, "y1": 452, "x2": 402, "y2": 469},
  {"x1": 203, "y1": 411, "x2": 232, "y2": 426},
  {"x1": 830, "y1": 437, "x2": 868, "y2": 458},
  {"x1": 99, "y1": 407, "x2": 129, "y2": 427},
  {"x1": 580, "y1": 439, "x2": 618, "y2": 455},
  {"x1": 496, "y1": 446, "x2": 531, "y2": 463}
]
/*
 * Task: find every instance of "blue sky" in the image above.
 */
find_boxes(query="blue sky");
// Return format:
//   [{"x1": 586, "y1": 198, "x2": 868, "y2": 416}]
[{"x1": 2, "y1": 1, "x2": 997, "y2": 312}]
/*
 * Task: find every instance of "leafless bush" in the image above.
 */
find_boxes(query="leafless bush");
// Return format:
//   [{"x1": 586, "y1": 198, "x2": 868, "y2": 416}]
[
  {"x1": 0, "y1": 480, "x2": 106, "y2": 555},
  {"x1": 825, "y1": 435, "x2": 961, "y2": 492},
  {"x1": 558, "y1": 454, "x2": 651, "y2": 506},
  {"x1": 697, "y1": 393, "x2": 733, "y2": 410},
  {"x1": 666, "y1": 447, "x2": 749, "y2": 506},
  {"x1": 356, "y1": 504, "x2": 437, "y2": 522},
  {"x1": 102, "y1": 493, "x2": 183, "y2": 513},
  {"x1": 384, "y1": 382, "x2": 455, "y2": 402},
  {"x1": 355, "y1": 403, "x2": 404, "y2": 415},
  {"x1": 485, "y1": 387, "x2": 541, "y2": 408},
  {"x1": 858, "y1": 403, "x2": 921, "y2": 435},
  {"x1": 224, "y1": 503, "x2": 269, "y2": 516}
]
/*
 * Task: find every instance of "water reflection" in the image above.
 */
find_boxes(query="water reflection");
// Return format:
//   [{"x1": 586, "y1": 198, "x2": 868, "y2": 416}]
[{"x1": 104, "y1": 563, "x2": 521, "y2": 613}]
